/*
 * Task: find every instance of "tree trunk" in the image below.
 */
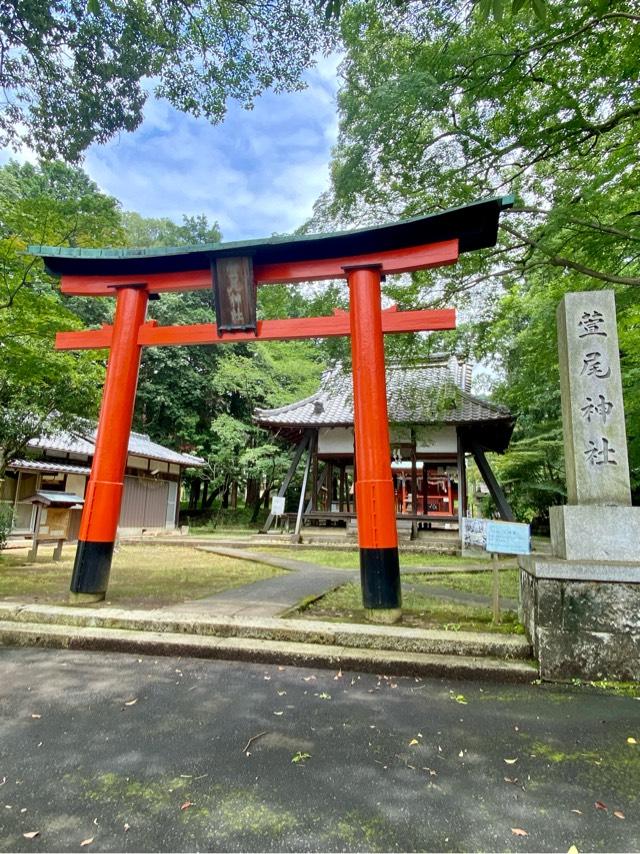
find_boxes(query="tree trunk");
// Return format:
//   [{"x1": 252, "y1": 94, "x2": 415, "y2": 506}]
[
  {"x1": 190, "y1": 478, "x2": 201, "y2": 510},
  {"x1": 230, "y1": 480, "x2": 238, "y2": 510},
  {"x1": 245, "y1": 477, "x2": 258, "y2": 506},
  {"x1": 251, "y1": 483, "x2": 271, "y2": 523}
]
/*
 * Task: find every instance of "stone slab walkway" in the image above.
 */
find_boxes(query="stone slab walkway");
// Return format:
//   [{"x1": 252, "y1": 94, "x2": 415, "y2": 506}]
[{"x1": 164, "y1": 546, "x2": 357, "y2": 618}]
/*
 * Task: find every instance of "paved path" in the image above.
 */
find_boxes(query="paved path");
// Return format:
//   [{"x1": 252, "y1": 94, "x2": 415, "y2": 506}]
[
  {"x1": 167, "y1": 546, "x2": 518, "y2": 618},
  {"x1": 166, "y1": 546, "x2": 357, "y2": 618},
  {"x1": 0, "y1": 647, "x2": 637, "y2": 853}
]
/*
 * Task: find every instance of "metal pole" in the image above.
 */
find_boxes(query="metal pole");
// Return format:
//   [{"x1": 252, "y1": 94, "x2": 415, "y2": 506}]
[
  {"x1": 70, "y1": 284, "x2": 148, "y2": 603},
  {"x1": 344, "y1": 264, "x2": 401, "y2": 621}
]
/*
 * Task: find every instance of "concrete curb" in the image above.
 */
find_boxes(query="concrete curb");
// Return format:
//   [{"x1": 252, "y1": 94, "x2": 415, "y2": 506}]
[
  {"x1": 0, "y1": 602, "x2": 536, "y2": 681},
  {"x1": 0, "y1": 619, "x2": 538, "y2": 682}
]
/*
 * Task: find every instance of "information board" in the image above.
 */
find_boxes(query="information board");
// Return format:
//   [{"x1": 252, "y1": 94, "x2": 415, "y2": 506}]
[
  {"x1": 461, "y1": 517, "x2": 488, "y2": 551},
  {"x1": 485, "y1": 520, "x2": 531, "y2": 555},
  {"x1": 271, "y1": 496, "x2": 286, "y2": 516}
]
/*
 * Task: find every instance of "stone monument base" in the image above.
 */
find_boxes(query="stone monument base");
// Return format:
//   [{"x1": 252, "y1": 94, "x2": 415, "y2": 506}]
[
  {"x1": 519, "y1": 554, "x2": 640, "y2": 681},
  {"x1": 550, "y1": 505, "x2": 640, "y2": 561}
]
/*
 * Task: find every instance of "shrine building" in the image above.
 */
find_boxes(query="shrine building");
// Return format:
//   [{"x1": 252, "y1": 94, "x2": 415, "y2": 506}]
[
  {"x1": 255, "y1": 355, "x2": 516, "y2": 538},
  {"x1": 2, "y1": 421, "x2": 203, "y2": 541}
]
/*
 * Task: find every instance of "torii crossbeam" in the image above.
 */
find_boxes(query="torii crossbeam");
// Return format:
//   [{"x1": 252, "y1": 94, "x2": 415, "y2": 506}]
[{"x1": 31, "y1": 194, "x2": 513, "y2": 618}]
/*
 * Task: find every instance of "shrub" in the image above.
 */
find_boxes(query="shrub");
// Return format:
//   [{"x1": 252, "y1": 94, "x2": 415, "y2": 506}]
[{"x1": 0, "y1": 501, "x2": 14, "y2": 551}]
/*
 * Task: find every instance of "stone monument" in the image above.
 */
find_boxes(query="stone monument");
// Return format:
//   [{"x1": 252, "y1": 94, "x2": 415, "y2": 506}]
[{"x1": 519, "y1": 291, "x2": 640, "y2": 680}]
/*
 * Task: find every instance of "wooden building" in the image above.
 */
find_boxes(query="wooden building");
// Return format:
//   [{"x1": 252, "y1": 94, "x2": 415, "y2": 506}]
[
  {"x1": 2, "y1": 423, "x2": 203, "y2": 540},
  {"x1": 255, "y1": 356, "x2": 516, "y2": 538}
]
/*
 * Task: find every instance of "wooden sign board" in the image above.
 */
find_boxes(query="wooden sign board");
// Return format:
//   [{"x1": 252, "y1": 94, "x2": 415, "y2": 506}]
[
  {"x1": 212, "y1": 256, "x2": 257, "y2": 334},
  {"x1": 38, "y1": 508, "x2": 71, "y2": 540}
]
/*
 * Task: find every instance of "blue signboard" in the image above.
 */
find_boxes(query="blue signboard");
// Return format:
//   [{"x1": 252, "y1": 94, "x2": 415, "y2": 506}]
[{"x1": 485, "y1": 520, "x2": 531, "y2": 555}]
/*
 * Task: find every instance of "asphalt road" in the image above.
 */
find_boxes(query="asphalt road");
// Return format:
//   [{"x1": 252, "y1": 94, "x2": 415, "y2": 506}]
[{"x1": 0, "y1": 648, "x2": 639, "y2": 852}]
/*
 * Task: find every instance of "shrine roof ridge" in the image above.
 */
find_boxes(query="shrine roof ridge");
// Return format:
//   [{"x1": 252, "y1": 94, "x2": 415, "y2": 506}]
[{"x1": 28, "y1": 194, "x2": 514, "y2": 278}]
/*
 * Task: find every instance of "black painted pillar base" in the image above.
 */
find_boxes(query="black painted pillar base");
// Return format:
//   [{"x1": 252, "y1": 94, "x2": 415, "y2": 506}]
[
  {"x1": 360, "y1": 547, "x2": 401, "y2": 622},
  {"x1": 69, "y1": 540, "x2": 114, "y2": 603}
]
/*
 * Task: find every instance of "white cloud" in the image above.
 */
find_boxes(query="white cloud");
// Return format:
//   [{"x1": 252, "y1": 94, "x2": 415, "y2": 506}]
[{"x1": 82, "y1": 53, "x2": 341, "y2": 243}]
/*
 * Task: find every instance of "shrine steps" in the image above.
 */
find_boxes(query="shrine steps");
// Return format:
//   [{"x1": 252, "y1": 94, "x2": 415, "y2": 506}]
[{"x1": 0, "y1": 604, "x2": 536, "y2": 684}]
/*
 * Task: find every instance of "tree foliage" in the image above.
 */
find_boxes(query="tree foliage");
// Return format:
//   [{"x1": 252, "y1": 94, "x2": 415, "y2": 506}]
[
  {"x1": 0, "y1": 0, "x2": 336, "y2": 161},
  {"x1": 0, "y1": 161, "x2": 120, "y2": 477},
  {"x1": 317, "y1": 0, "x2": 640, "y2": 517}
]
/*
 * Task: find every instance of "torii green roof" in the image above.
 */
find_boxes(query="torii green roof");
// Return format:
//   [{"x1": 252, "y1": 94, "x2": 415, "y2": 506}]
[{"x1": 29, "y1": 194, "x2": 513, "y2": 278}]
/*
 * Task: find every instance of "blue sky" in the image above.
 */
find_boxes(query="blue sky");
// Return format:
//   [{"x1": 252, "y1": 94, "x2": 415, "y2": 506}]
[{"x1": 81, "y1": 54, "x2": 341, "y2": 243}]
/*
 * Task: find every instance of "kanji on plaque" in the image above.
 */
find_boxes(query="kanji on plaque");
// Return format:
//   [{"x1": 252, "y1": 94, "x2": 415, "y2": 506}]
[
  {"x1": 557, "y1": 291, "x2": 631, "y2": 505},
  {"x1": 584, "y1": 437, "x2": 618, "y2": 467},
  {"x1": 578, "y1": 310, "x2": 607, "y2": 338},
  {"x1": 580, "y1": 351, "x2": 611, "y2": 379},
  {"x1": 580, "y1": 395, "x2": 614, "y2": 424}
]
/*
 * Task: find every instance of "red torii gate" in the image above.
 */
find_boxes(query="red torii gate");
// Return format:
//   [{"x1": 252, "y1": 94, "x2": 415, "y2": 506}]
[{"x1": 31, "y1": 194, "x2": 512, "y2": 618}]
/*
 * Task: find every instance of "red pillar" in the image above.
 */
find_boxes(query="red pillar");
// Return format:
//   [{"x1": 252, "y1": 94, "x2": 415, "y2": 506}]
[
  {"x1": 70, "y1": 284, "x2": 148, "y2": 601},
  {"x1": 345, "y1": 264, "x2": 401, "y2": 614}
]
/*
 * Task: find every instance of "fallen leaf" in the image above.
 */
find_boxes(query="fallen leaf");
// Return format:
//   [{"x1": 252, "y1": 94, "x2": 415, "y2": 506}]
[
  {"x1": 458, "y1": 750, "x2": 464, "y2": 758},
  {"x1": 627, "y1": 737, "x2": 637, "y2": 745},
  {"x1": 450, "y1": 692, "x2": 468, "y2": 705},
  {"x1": 30, "y1": 714, "x2": 41, "y2": 720},
  {"x1": 511, "y1": 828, "x2": 528, "y2": 837},
  {"x1": 567, "y1": 846, "x2": 579, "y2": 854},
  {"x1": 277, "y1": 691, "x2": 286, "y2": 696},
  {"x1": 180, "y1": 801, "x2": 194, "y2": 811},
  {"x1": 334, "y1": 669, "x2": 343, "y2": 680},
  {"x1": 504, "y1": 777, "x2": 518, "y2": 784},
  {"x1": 302, "y1": 676, "x2": 316, "y2": 682},
  {"x1": 571, "y1": 809, "x2": 583, "y2": 815},
  {"x1": 80, "y1": 837, "x2": 94, "y2": 847},
  {"x1": 409, "y1": 739, "x2": 419, "y2": 746},
  {"x1": 318, "y1": 692, "x2": 331, "y2": 700},
  {"x1": 123, "y1": 823, "x2": 130, "y2": 832},
  {"x1": 291, "y1": 751, "x2": 311, "y2": 764},
  {"x1": 594, "y1": 801, "x2": 608, "y2": 811},
  {"x1": 0, "y1": 777, "x2": 6, "y2": 786},
  {"x1": 613, "y1": 810, "x2": 625, "y2": 820},
  {"x1": 504, "y1": 758, "x2": 518, "y2": 765},
  {"x1": 22, "y1": 832, "x2": 40, "y2": 839},
  {"x1": 124, "y1": 699, "x2": 137, "y2": 707},
  {"x1": 273, "y1": 711, "x2": 284, "y2": 716}
]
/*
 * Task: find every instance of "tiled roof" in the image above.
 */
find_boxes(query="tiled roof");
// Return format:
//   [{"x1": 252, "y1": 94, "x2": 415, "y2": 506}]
[
  {"x1": 25, "y1": 423, "x2": 204, "y2": 467},
  {"x1": 9, "y1": 459, "x2": 91, "y2": 475},
  {"x1": 255, "y1": 359, "x2": 512, "y2": 429}
]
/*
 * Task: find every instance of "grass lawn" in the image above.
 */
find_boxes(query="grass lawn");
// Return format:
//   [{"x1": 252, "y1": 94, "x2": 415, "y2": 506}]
[
  {"x1": 297, "y1": 579, "x2": 524, "y2": 635},
  {"x1": 0, "y1": 544, "x2": 284, "y2": 608},
  {"x1": 415, "y1": 568, "x2": 520, "y2": 600},
  {"x1": 253, "y1": 547, "x2": 504, "y2": 570}
]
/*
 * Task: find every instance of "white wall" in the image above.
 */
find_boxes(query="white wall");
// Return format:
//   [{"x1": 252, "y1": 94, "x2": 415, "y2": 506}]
[{"x1": 317, "y1": 425, "x2": 457, "y2": 455}]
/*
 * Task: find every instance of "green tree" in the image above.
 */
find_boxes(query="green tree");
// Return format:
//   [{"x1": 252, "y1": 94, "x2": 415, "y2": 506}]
[
  {"x1": 0, "y1": 161, "x2": 119, "y2": 478},
  {"x1": 0, "y1": 1, "x2": 337, "y2": 161},
  {"x1": 317, "y1": 0, "x2": 640, "y2": 520},
  {"x1": 328, "y1": 1, "x2": 639, "y2": 291}
]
